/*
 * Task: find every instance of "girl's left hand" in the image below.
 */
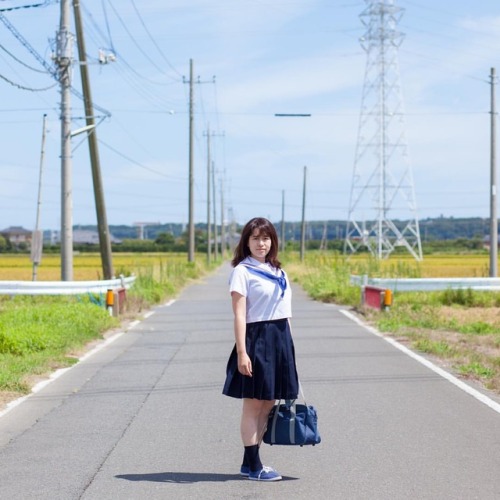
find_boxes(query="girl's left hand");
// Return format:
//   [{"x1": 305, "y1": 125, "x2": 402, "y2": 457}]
[{"x1": 238, "y1": 352, "x2": 252, "y2": 377}]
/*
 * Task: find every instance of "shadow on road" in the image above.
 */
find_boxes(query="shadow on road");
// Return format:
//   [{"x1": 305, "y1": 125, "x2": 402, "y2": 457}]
[{"x1": 115, "y1": 472, "x2": 298, "y2": 483}]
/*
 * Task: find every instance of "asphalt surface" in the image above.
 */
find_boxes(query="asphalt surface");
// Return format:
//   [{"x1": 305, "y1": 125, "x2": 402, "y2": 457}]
[{"x1": 1, "y1": 263, "x2": 500, "y2": 500}]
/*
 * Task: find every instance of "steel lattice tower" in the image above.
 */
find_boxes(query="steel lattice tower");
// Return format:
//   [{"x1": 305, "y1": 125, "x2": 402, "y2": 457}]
[{"x1": 345, "y1": 0, "x2": 422, "y2": 260}]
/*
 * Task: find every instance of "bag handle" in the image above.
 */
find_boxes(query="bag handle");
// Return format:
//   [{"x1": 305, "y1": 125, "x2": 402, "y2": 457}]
[
  {"x1": 284, "y1": 381, "x2": 306, "y2": 407},
  {"x1": 269, "y1": 398, "x2": 297, "y2": 444},
  {"x1": 259, "y1": 381, "x2": 307, "y2": 444}
]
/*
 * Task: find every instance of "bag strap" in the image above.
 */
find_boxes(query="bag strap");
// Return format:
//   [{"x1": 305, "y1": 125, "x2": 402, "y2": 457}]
[
  {"x1": 285, "y1": 381, "x2": 306, "y2": 404},
  {"x1": 270, "y1": 398, "x2": 297, "y2": 445},
  {"x1": 298, "y1": 381, "x2": 307, "y2": 404},
  {"x1": 282, "y1": 381, "x2": 306, "y2": 407},
  {"x1": 272, "y1": 382, "x2": 306, "y2": 444}
]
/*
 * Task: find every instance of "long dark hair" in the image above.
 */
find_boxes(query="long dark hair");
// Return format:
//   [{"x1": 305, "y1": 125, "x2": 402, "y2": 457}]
[{"x1": 231, "y1": 217, "x2": 281, "y2": 268}]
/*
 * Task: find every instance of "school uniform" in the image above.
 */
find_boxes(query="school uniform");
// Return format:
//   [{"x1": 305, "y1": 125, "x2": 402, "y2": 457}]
[{"x1": 222, "y1": 256, "x2": 299, "y2": 400}]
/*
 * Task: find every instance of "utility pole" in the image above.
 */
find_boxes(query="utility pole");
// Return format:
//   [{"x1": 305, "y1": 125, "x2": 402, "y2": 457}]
[
  {"x1": 183, "y1": 61, "x2": 216, "y2": 262},
  {"x1": 73, "y1": 0, "x2": 114, "y2": 279},
  {"x1": 228, "y1": 207, "x2": 237, "y2": 254},
  {"x1": 212, "y1": 160, "x2": 218, "y2": 260},
  {"x1": 205, "y1": 123, "x2": 212, "y2": 264},
  {"x1": 220, "y1": 176, "x2": 225, "y2": 259},
  {"x1": 281, "y1": 190, "x2": 285, "y2": 252},
  {"x1": 31, "y1": 114, "x2": 48, "y2": 281},
  {"x1": 490, "y1": 67, "x2": 498, "y2": 277},
  {"x1": 187, "y1": 59, "x2": 195, "y2": 262},
  {"x1": 320, "y1": 221, "x2": 327, "y2": 251},
  {"x1": 273, "y1": 114, "x2": 310, "y2": 255},
  {"x1": 56, "y1": 0, "x2": 74, "y2": 281},
  {"x1": 300, "y1": 166, "x2": 307, "y2": 262},
  {"x1": 203, "y1": 127, "x2": 224, "y2": 264}
]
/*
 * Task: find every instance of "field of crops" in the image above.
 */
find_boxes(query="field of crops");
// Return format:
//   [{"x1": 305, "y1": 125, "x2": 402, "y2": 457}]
[
  {"x1": 398, "y1": 254, "x2": 489, "y2": 278},
  {"x1": 0, "y1": 251, "x2": 494, "y2": 281},
  {"x1": 0, "y1": 253, "x2": 191, "y2": 281},
  {"x1": 332, "y1": 253, "x2": 492, "y2": 278}
]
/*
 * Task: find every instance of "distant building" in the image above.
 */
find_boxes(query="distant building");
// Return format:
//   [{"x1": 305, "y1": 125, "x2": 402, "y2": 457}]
[
  {"x1": 0, "y1": 226, "x2": 32, "y2": 248},
  {"x1": 483, "y1": 235, "x2": 500, "y2": 249},
  {"x1": 47, "y1": 229, "x2": 122, "y2": 245}
]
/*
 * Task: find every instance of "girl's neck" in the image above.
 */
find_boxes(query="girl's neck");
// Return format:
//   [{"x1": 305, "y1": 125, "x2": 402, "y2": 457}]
[{"x1": 249, "y1": 255, "x2": 266, "y2": 264}]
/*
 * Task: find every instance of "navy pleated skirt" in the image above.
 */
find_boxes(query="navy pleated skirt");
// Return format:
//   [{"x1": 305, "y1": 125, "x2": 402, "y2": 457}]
[{"x1": 222, "y1": 318, "x2": 299, "y2": 400}]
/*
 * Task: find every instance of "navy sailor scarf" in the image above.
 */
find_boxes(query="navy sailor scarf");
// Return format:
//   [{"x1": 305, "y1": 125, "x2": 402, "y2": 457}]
[{"x1": 242, "y1": 264, "x2": 287, "y2": 298}]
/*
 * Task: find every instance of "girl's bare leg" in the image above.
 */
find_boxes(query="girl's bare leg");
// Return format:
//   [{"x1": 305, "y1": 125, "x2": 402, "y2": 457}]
[{"x1": 241, "y1": 398, "x2": 275, "y2": 445}]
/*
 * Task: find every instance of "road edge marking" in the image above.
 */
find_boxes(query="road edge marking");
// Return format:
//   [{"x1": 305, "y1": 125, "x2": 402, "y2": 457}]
[
  {"x1": 0, "y1": 299, "x2": 177, "y2": 420},
  {"x1": 340, "y1": 309, "x2": 500, "y2": 415}
]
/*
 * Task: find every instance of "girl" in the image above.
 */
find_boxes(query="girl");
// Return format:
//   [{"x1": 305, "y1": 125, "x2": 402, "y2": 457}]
[{"x1": 222, "y1": 217, "x2": 299, "y2": 481}]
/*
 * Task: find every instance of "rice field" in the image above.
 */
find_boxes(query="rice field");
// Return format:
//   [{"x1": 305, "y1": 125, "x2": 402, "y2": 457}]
[
  {"x1": 329, "y1": 253, "x2": 492, "y2": 279},
  {"x1": 0, "y1": 251, "x2": 493, "y2": 281},
  {"x1": 0, "y1": 253, "x2": 190, "y2": 281},
  {"x1": 348, "y1": 253, "x2": 493, "y2": 278}
]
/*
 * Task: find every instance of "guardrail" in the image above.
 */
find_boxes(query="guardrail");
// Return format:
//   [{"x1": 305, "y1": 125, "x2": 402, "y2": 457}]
[
  {"x1": 350, "y1": 275, "x2": 500, "y2": 292},
  {"x1": 0, "y1": 276, "x2": 136, "y2": 296}
]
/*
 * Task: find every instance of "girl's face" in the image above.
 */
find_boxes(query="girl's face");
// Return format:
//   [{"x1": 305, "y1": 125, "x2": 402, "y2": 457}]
[{"x1": 247, "y1": 229, "x2": 271, "y2": 263}]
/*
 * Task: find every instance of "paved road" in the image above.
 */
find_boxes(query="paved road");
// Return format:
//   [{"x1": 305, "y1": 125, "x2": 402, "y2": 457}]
[{"x1": 1, "y1": 264, "x2": 500, "y2": 499}]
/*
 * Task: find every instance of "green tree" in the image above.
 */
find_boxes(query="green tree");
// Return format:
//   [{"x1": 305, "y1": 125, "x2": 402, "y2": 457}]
[{"x1": 155, "y1": 232, "x2": 175, "y2": 248}]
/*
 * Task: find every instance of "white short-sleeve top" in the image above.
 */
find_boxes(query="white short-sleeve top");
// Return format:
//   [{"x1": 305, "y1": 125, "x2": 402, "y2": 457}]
[{"x1": 229, "y1": 256, "x2": 292, "y2": 323}]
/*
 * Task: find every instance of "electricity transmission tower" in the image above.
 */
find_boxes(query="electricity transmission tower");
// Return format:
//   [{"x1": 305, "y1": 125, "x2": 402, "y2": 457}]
[{"x1": 345, "y1": 0, "x2": 422, "y2": 261}]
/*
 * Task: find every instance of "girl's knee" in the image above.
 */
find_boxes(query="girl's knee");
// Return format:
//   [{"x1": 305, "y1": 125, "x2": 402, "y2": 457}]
[
  {"x1": 243, "y1": 399, "x2": 262, "y2": 416},
  {"x1": 243, "y1": 398, "x2": 275, "y2": 415},
  {"x1": 264, "y1": 399, "x2": 275, "y2": 409},
  {"x1": 260, "y1": 400, "x2": 275, "y2": 416}
]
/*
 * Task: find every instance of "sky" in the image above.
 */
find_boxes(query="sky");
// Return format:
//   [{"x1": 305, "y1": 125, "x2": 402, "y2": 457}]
[{"x1": 0, "y1": 0, "x2": 500, "y2": 232}]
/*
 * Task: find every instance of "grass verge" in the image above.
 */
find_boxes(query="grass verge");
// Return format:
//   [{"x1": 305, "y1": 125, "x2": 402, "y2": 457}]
[
  {"x1": 284, "y1": 251, "x2": 500, "y2": 396},
  {"x1": 366, "y1": 298, "x2": 500, "y2": 394},
  {"x1": 0, "y1": 255, "x2": 216, "y2": 406}
]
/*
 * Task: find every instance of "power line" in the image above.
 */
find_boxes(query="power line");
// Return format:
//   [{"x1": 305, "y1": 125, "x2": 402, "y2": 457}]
[
  {"x1": 0, "y1": 10, "x2": 110, "y2": 115},
  {"x1": 0, "y1": 12, "x2": 57, "y2": 78},
  {"x1": 81, "y1": 4, "x2": 184, "y2": 109},
  {"x1": 0, "y1": 41, "x2": 49, "y2": 73},
  {"x1": 0, "y1": 0, "x2": 56, "y2": 13},
  {"x1": 108, "y1": 61, "x2": 180, "y2": 108},
  {"x1": 75, "y1": 3, "x2": 188, "y2": 184},
  {"x1": 105, "y1": 0, "x2": 180, "y2": 83},
  {"x1": 81, "y1": 1, "x2": 114, "y2": 53},
  {"x1": 129, "y1": 0, "x2": 182, "y2": 78},
  {"x1": 81, "y1": 1, "x2": 180, "y2": 109},
  {"x1": 98, "y1": 138, "x2": 185, "y2": 180},
  {"x1": 100, "y1": 0, "x2": 116, "y2": 53},
  {"x1": 0, "y1": 71, "x2": 56, "y2": 91}
]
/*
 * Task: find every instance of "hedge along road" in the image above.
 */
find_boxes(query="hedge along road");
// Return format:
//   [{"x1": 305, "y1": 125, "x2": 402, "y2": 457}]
[{"x1": 0, "y1": 264, "x2": 499, "y2": 500}]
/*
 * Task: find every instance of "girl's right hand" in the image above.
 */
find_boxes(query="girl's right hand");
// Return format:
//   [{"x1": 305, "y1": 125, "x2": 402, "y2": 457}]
[{"x1": 237, "y1": 352, "x2": 252, "y2": 377}]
